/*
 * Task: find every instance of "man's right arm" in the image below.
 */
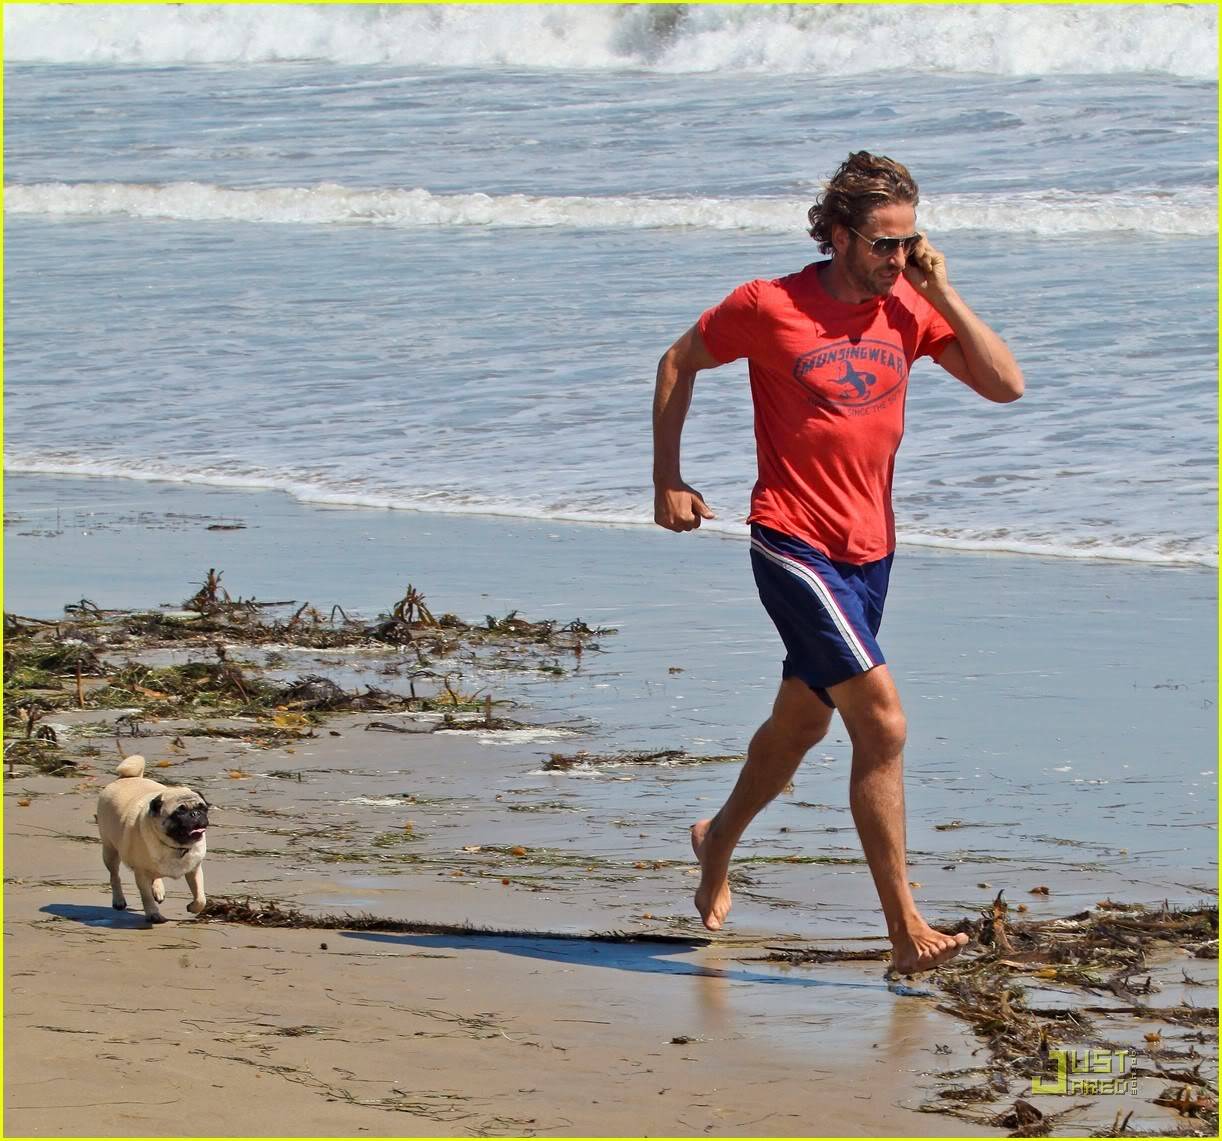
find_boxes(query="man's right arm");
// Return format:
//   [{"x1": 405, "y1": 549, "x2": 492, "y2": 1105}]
[{"x1": 652, "y1": 324, "x2": 722, "y2": 532}]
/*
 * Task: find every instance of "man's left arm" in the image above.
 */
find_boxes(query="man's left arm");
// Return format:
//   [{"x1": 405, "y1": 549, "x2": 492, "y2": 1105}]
[{"x1": 905, "y1": 237, "x2": 1024, "y2": 404}]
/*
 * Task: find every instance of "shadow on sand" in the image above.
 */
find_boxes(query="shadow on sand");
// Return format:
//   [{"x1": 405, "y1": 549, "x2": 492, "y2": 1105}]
[
  {"x1": 38, "y1": 903, "x2": 930, "y2": 997},
  {"x1": 42, "y1": 902, "x2": 160, "y2": 929},
  {"x1": 343, "y1": 929, "x2": 931, "y2": 996}
]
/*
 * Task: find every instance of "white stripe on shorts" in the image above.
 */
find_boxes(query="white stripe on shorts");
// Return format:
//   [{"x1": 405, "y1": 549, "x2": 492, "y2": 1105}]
[{"x1": 750, "y1": 536, "x2": 876, "y2": 672}]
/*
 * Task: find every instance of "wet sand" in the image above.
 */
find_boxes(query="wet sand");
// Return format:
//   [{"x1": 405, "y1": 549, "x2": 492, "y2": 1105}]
[
  {"x1": 5, "y1": 719, "x2": 1215, "y2": 1138},
  {"x1": 3, "y1": 473, "x2": 1217, "y2": 1136}
]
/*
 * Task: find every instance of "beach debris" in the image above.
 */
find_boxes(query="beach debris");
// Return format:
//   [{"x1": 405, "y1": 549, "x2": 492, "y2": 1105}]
[
  {"x1": 749, "y1": 896, "x2": 1218, "y2": 1135},
  {"x1": 1097, "y1": 1108, "x2": 1135, "y2": 1136},
  {"x1": 196, "y1": 895, "x2": 710, "y2": 946},
  {"x1": 1151, "y1": 1085, "x2": 1217, "y2": 1117},
  {"x1": 995, "y1": 1097, "x2": 1038, "y2": 1128},
  {"x1": 3, "y1": 575, "x2": 616, "y2": 775},
  {"x1": 542, "y1": 748, "x2": 743, "y2": 771},
  {"x1": 366, "y1": 583, "x2": 436, "y2": 642},
  {"x1": 989, "y1": 891, "x2": 1015, "y2": 955},
  {"x1": 759, "y1": 945, "x2": 889, "y2": 964},
  {"x1": 991, "y1": 1096, "x2": 1080, "y2": 1132},
  {"x1": 183, "y1": 567, "x2": 231, "y2": 613}
]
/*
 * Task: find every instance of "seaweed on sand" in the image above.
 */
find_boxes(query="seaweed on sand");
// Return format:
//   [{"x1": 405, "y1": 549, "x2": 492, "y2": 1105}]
[
  {"x1": 928, "y1": 898, "x2": 1216, "y2": 1134},
  {"x1": 3, "y1": 575, "x2": 616, "y2": 772},
  {"x1": 755, "y1": 894, "x2": 1217, "y2": 1136},
  {"x1": 543, "y1": 748, "x2": 743, "y2": 770},
  {"x1": 198, "y1": 895, "x2": 708, "y2": 946},
  {"x1": 6, "y1": 573, "x2": 612, "y2": 656},
  {"x1": 4, "y1": 736, "x2": 77, "y2": 776}
]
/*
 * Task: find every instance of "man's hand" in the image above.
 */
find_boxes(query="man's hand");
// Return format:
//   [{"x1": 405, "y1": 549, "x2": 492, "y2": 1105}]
[
  {"x1": 903, "y1": 233, "x2": 1025, "y2": 403},
  {"x1": 654, "y1": 484, "x2": 715, "y2": 532},
  {"x1": 903, "y1": 233, "x2": 950, "y2": 301},
  {"x1": 653, "y1": 325, "x2": 722, "y2": 532}
]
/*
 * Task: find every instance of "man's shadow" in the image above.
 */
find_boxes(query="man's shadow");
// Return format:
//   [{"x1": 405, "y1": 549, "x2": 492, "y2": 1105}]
[
  {"x1": 39, "y1": 905, "x2": 931, "y2": 997},
  {"x1": 344, "y1": 930, "x2": 930, "y2": 996}
]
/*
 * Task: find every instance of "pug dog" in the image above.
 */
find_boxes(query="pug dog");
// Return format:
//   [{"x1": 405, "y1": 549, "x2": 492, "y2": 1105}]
[{"x1": 96, "y1": 755, "x2": 210, "y2": 924}]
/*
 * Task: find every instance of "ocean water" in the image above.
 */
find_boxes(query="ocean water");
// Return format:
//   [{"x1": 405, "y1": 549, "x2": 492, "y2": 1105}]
[{"x1": 4, "y1": 4, "x2": 1217, "y2": 569}]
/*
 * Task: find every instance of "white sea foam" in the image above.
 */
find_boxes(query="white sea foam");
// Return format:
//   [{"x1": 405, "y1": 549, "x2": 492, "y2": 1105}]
[
  {"x1": 437, "y1": 727, "x2": 581, "y2": 744},
  {"x1": 5, "y1": 4, "x2": 1215, "y2": 78},
  {"x1": 5, "y1": 454, "x2": 1216, "y2": 569},
  {"x1": 6, "y1": 181, "x2": 1215, "y2": 237}
]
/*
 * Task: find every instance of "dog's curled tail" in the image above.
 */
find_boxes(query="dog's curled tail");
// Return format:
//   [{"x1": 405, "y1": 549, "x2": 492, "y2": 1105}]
[{"x1": 115, "y1": 755, "x2": 146, "y2": 778}]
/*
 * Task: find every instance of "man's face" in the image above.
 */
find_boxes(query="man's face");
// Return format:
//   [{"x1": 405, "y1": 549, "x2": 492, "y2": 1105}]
[{"x1": 836, "y1": 202, "x2": 918, "y2": 300}]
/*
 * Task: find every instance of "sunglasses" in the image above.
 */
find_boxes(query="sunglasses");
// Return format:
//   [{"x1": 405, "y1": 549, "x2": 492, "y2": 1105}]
[{"x1": 848, "y1": 226, "x2": 922, "y2": 257}]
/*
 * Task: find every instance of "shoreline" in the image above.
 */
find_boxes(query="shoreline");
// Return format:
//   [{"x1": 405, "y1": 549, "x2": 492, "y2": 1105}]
[{"x1": 5, "y1": 465, "x2": 1215, "y2": 571}]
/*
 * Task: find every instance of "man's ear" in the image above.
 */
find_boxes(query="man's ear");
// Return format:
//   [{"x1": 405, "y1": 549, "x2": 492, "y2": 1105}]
[
  {"x1": 149, "y1": 794, "x2": 163, "y2": 815},
  {"x1": 830, "y1": 223, "x2": 851, "y2": 257}
]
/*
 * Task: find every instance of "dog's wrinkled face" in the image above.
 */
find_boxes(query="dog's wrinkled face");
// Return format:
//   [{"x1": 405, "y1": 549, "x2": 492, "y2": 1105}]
[{"x1": 149, "y1": 792, "x2": 210, "y2": 846}]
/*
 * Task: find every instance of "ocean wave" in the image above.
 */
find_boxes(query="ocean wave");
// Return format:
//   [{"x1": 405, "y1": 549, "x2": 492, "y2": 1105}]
[
  {"x1": 6, "y1": 181, "x2": 1215, "y2": 237},
  {"x1": 4, "y1": 4, "x2": 1216, "y2": 78},
  {"x1": 6, "y1": 455, "x2": 1216, "y2": 569}
]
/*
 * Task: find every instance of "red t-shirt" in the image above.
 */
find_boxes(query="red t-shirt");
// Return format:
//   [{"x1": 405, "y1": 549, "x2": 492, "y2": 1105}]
[{"x1": 698, "y1": 261, "x2": 956, "y2": 564}]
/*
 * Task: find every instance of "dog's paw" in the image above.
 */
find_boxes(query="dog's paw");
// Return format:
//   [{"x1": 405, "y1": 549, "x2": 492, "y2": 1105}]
[
  {"x1": 112, "y1": 900, "x2": 128, "y2": 911},
  {"x1": 152, "y1": 879, "x2": 166, "y2": 903},
  {"x1": 187, "y1": 898, "x2": 207, "y2": 914},
  {"x1": 145, "y1": 913, "x2": 168, "y2": 925}
]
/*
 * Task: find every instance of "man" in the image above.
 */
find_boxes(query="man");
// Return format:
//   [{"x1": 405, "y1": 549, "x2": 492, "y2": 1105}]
[{"x1": 652, "y1": 151, "x2": 1023, "y2": 974}]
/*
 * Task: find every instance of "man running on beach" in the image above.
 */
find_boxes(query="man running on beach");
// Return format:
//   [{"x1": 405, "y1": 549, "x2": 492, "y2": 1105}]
[{"x1": 651, "y1": 151, "x2": 1023, "y2": 974}]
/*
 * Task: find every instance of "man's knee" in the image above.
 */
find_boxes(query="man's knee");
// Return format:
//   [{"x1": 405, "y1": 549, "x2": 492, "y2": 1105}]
[
  {"x1": 756, "y1": 712, "x2": 828, "y2": 761},
  {"x1": 831, "y1": 668, "x2": 907, "y2": 760},
  {"x1": 784, "y1": 718, "x2": 830, "y2": 756},
  {"x1": 851, "y1": 707, "x2": 907, "y2": 760},
  {"x1": 769, "y1": 679, "x2": 833, "y2": 755}
]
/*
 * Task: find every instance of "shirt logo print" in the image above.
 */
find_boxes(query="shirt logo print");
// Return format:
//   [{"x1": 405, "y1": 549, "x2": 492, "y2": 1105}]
[{"x1": 793, "y1": 337, "x2": 907, "y2": 409}]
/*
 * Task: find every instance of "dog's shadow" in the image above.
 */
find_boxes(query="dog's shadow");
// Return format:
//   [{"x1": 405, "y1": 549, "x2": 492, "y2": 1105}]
[
  {"x1": 41, "y1": 903, "x2": 162, "y2": 929},
  {"x1": 343, "y1": 931, "x2": 929, "y2": 996}
]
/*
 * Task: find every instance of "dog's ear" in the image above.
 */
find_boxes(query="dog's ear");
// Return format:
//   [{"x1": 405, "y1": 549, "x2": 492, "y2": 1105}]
[{"x1": 149, "y1": 794, "x2": 163, "y2": 815}]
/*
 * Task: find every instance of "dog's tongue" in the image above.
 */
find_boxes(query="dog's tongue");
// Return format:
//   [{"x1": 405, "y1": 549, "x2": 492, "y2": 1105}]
[{"x1": 189, "y1": 828, "x2": 206, "y2": 839}]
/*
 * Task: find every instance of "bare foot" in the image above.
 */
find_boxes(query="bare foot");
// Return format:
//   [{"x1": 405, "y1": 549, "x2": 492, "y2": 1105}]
[
  {"x1": 690, "y1": 819, "x2": 732, "y2": 931},
  {"x1": 888, "y1": 925, "x2": 969, "y2": 975}
]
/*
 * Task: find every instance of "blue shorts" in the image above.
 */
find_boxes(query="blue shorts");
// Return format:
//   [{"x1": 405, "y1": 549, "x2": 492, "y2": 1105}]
[{"x1": 750, "y1": 523, "x2": 893, "y2": 708}]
